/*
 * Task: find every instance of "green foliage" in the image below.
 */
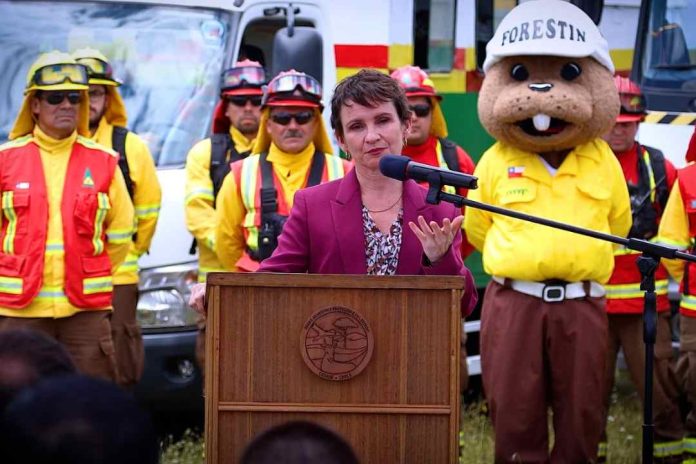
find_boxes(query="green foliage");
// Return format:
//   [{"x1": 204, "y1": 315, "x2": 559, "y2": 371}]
[
  {"x1": 160, "y1": 429, "x2": 204, "y2": 464},
  {"x1": 459, "y1": 371, "x2": 642, "y2": 463},
  {"x1": 160, "y1": 373, "x2": 644, "y2": 464}
]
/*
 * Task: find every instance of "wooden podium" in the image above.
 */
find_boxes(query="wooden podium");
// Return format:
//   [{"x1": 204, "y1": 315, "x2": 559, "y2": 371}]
[{"x1": 205, "y1": 273, "x2": 464, "y2": 463}]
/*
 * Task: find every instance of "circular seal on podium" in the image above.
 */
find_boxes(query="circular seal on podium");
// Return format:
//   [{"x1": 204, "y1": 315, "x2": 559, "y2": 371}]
[{"x1": 300, "y1": 306, "x2": 374, "y2": 381}]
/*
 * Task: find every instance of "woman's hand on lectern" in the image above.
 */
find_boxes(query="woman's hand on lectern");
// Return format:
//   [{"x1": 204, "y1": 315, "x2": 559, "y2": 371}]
[{"x1": 189, "y1": 283, "x2": 207, "y2": 315}]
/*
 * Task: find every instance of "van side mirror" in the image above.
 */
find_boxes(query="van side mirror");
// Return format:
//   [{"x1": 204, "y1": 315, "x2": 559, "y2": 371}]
[{"x1": 271, "y1": 27, "x2": 323, "y2": 86}]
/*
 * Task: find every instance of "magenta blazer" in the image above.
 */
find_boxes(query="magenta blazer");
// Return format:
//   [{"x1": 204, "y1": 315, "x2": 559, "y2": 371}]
[{"x1": 258, "y1": 169, "x2": 477, "y2": 316}]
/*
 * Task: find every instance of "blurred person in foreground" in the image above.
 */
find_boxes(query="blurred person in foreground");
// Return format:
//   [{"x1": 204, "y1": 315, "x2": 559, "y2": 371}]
[
  {"x1": 0, "y1": 375, "x2": 158, "y2": 464},
  {"x1": 0, "y1": 328, "x2": 76, "y2": 412},
  {"x1": 190, "y1": 69, "x2": 477, "y2": 317},
  {"x1": 240, "y1": 420, "x2": 359, "y2": 464}
]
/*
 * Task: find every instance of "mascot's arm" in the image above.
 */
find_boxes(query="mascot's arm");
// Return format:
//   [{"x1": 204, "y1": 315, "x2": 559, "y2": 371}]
[
  {"x1": 606, "y1": 153, "x2": 632, "y2": 238},
  {"x1": 464, "y1": 152, "x2": 493, "y2": 251}
]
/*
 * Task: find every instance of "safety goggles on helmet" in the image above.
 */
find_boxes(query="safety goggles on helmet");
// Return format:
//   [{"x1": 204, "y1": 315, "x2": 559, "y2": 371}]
[
  {"x1": 75, "y1": 57, "x2": 114, "y2": 80},
  {"x1": 221, "y1": 66, "x2": 266, "y2": 91},
  {"x1": 31, "y1": 63, "x2": 88, "y2": 87},
  {"x1": 619, "y1": 92, "x2": 646, "y2": 115},
  {"x1": 265, "y1": 72, "x2": 322, "y2": 105}
]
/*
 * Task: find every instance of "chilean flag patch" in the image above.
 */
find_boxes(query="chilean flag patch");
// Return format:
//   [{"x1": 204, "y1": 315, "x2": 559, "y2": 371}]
[{"x1": 508, "y1": 166, "x2": 525, "y2": 178}]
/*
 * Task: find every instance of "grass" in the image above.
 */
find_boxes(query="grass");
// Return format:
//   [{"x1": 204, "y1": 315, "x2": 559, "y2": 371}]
[
  {"x1": 160, "y1": 371, "x2": 643, "y2": 464},
  {"x1": 460, "y1": 369, "x2": 643, "y2": 463}
]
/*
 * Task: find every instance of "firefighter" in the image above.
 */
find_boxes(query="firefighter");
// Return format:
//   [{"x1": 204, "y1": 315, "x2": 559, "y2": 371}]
[
  {"x1": 184, "y1": 60, "x2": 266, "y2": 372},
  {"x1": 215, "y1": 70, "x2": 350, "y2": 272},
  {"x1": 659, "y1": 128, "x2": 696, "y2": 463},
  {"x1": 72, "y1": 48, "x2": 162, "y2": 388},
  {"x1": 391, "y1": 64, "x2": 477, "y2": 393},
  {"x1": 0, "y1": 51, "x2": 134, "y2": 381},
  {"x1": 598, "y1": 76, "x2": 682, "y2": 462},
  {"x1": 185, "y1": 60, "x2": 266, "y2": 282}
]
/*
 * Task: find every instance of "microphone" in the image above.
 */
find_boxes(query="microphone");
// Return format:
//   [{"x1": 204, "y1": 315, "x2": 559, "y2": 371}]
[{"x1": 379, "y1": 154, "x2": 478, "y2": 190}]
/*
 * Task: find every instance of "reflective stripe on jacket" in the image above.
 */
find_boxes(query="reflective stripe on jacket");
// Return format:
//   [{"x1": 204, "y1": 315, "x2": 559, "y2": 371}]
[
  {"x1": 0, "y1": 136, "x2": 120, "y2": 308},
  {"x1": 236, "y1": 151, "x2": 347, "y2": 256}
]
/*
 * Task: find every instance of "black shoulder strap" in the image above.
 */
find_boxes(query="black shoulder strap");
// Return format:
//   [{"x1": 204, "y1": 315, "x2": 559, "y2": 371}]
[
  {"x1": 112, "y1": 126, "x2": 134, "y2": 200},
  {"x1": 306, "y1": 150, "x2": 326, "y2": 187},
  {"x1": 210, "y1": 133, "x2": 238, "y2": 203},
  {"x1": 439, "y1": 137, "x2": 460, "y2": 172},
  {"x1": 259, "y1": 151, "x2": 278, "y2": 216},
  {"x1": 643, "y1": 145, "x2": 669, "y2": 210}
]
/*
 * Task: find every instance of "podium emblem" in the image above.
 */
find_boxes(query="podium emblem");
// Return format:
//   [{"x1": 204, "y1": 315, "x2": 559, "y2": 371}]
[{"x1": 301, "y1": 306, "x2": 374, "y2": 381}]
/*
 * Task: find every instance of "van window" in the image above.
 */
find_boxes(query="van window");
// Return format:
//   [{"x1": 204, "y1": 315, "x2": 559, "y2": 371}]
[
  {"x1": 240, "y1": 17, "x2": 314, "y2": 79},
  {"x1": 0, "y1": 0, "x2": 238, "y2": 167},
  {"x1": 413, "y1": 0, "x2": 457, "y2": 72}
]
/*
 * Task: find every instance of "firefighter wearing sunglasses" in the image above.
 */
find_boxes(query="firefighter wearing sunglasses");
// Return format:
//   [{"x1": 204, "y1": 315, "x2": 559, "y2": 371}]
[
  {"x1": 185, "y1": 60, "x2": 266, "y2": 284},
  {"x1": 215, "y1": 70, "x2": 351, "y2": 273},
  {"x1": 660, "y1": 128, "x2": 696, "y2": 463},
  {"x1": 185, "y1": 60, "x2": 268, "y2": 375},
  {"x1": 595, "y1": 75, "x2": 683, "y2": 462},
  {"x1": 0, "y1": 51, "x2": 135, "y2": 382},
  {"x1": 72, "y1": 48, "x2": 162, "y2": 388},
  {"x1": 391, "y1": 65, "x2": 477, "y2": 393}
]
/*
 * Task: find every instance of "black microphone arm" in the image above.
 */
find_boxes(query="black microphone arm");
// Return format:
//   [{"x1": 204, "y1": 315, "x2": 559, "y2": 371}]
[{"x1": 379, "y1": 154, "x2": 478, "y2": 190}]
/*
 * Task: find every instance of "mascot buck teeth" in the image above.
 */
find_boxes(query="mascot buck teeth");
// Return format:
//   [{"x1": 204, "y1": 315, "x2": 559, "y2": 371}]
[{"x1": 463, "y1": 1, "x2": 633, "y2": 462}]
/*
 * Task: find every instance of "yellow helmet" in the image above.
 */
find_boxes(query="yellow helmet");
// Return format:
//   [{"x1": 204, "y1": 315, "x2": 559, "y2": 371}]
[
  {"x1": 24, "y1": 50, "x2": 89, "y2": 94},
  {"x1": 72, "y1": 48, "x2": 121, "y2": 86},
  {"x1": 10, "y1": 51, "x2": 90, "y2": 139}
]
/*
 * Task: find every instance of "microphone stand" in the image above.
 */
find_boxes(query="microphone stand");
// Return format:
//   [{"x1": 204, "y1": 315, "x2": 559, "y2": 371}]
[{"x1": 423, "y1": 173, "x2": 696, "y2": 464}]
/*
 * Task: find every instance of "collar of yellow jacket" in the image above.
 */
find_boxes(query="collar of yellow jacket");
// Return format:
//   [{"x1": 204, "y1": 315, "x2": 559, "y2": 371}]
[
  {"x1": 430, "y1": 98, "x2": 447, "y2": 139},
  {"x1": 252, "y1": 107, "x2": 333, "y2": 155},
  {"x1": 9, "y1": 89, "x2": 90, "y2": 140},
  {"x1": 103, "y1": 86, "x2": 128, "y2": 126},
  {"x1": 33, "y1": 123, "x2": 78, "y2": 152},
  {"x1": 90, "y1": 116, "x2": 113, "y2": 143},
  {"x1": 230, "y1": 125, "x2": 255, "y2": 153},
  {"x1": 495, "y1": 139, "x2": 608, "y2": 182},
  {"x1": 267, "y1": 141, "x2": 316, "y2": 169}
]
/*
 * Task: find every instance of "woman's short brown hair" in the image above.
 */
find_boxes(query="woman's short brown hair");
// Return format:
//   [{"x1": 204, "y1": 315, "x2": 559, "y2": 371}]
[{"x1": 330, "y1": 69, "x2": 411, "y2": 139}]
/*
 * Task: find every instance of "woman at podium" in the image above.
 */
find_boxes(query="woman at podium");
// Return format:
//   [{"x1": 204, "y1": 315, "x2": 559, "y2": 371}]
[{"x1": 190, "y1": 69, "x2": 476, "y2": 316}]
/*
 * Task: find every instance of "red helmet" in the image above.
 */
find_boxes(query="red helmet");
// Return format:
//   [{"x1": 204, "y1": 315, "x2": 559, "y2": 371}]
[
  {"x1": 614, "y1": 75, "x2": 646, "y2": 123},
  {"x1": 220, "y1": 59, "x2": 266, "y2": 96},
  {"x1": 390, "y1": 65, "x2": 441, "y2": 101}
]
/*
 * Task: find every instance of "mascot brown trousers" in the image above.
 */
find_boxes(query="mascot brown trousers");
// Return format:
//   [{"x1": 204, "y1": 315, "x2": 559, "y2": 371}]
[{"x1": 481, "y1": 280, "x2": 607, "y2": 463}]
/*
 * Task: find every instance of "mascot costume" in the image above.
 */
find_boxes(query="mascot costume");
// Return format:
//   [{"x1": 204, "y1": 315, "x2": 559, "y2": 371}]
[{"x1": 464, "y1": 1, "x2": 632, "y2": 461}]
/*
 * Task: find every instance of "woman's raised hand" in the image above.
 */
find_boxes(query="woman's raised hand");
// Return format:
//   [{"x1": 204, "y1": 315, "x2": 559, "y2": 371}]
[{"x1": 408, "y1": 215, "x2": 463, "y2": 264}]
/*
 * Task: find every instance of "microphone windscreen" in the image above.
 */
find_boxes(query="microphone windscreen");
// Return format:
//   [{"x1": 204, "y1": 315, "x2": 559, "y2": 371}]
[{"x1": 379, "y1": 155, "x2": 410, "y2": 181}]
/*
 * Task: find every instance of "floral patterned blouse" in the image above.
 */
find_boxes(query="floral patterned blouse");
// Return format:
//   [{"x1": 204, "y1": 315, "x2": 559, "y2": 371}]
[{"x1": 362, "y1": 206, "x2": 403, "y2": 275}]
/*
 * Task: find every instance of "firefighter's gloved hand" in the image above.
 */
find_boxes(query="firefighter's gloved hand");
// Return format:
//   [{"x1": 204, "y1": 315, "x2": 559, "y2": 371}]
[{"x1": 189, "y1": 283, "x2": 207, "y2": 316}]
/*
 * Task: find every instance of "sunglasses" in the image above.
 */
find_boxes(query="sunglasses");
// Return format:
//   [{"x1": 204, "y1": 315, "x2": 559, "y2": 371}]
[
  {"x1": 41, "y1": 91, "x2": 82, "y2": 105},
  {"x1": 227, "y1": 95, "x2": 262, "y2": 107},
  {"x1": 31, "y1": 63, "x2": 88, "y2": 87},
  {"x1": 269, "y1": 111, "x2": 314, "y2": 126},
  {"x1": 409, "y1": 104, "x2": 431, "y2": 118}
]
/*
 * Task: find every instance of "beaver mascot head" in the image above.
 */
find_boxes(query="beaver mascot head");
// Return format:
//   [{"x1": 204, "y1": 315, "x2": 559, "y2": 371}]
[{"x1": 478, "y1": 0, "x2": 619, "y2": 158}]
